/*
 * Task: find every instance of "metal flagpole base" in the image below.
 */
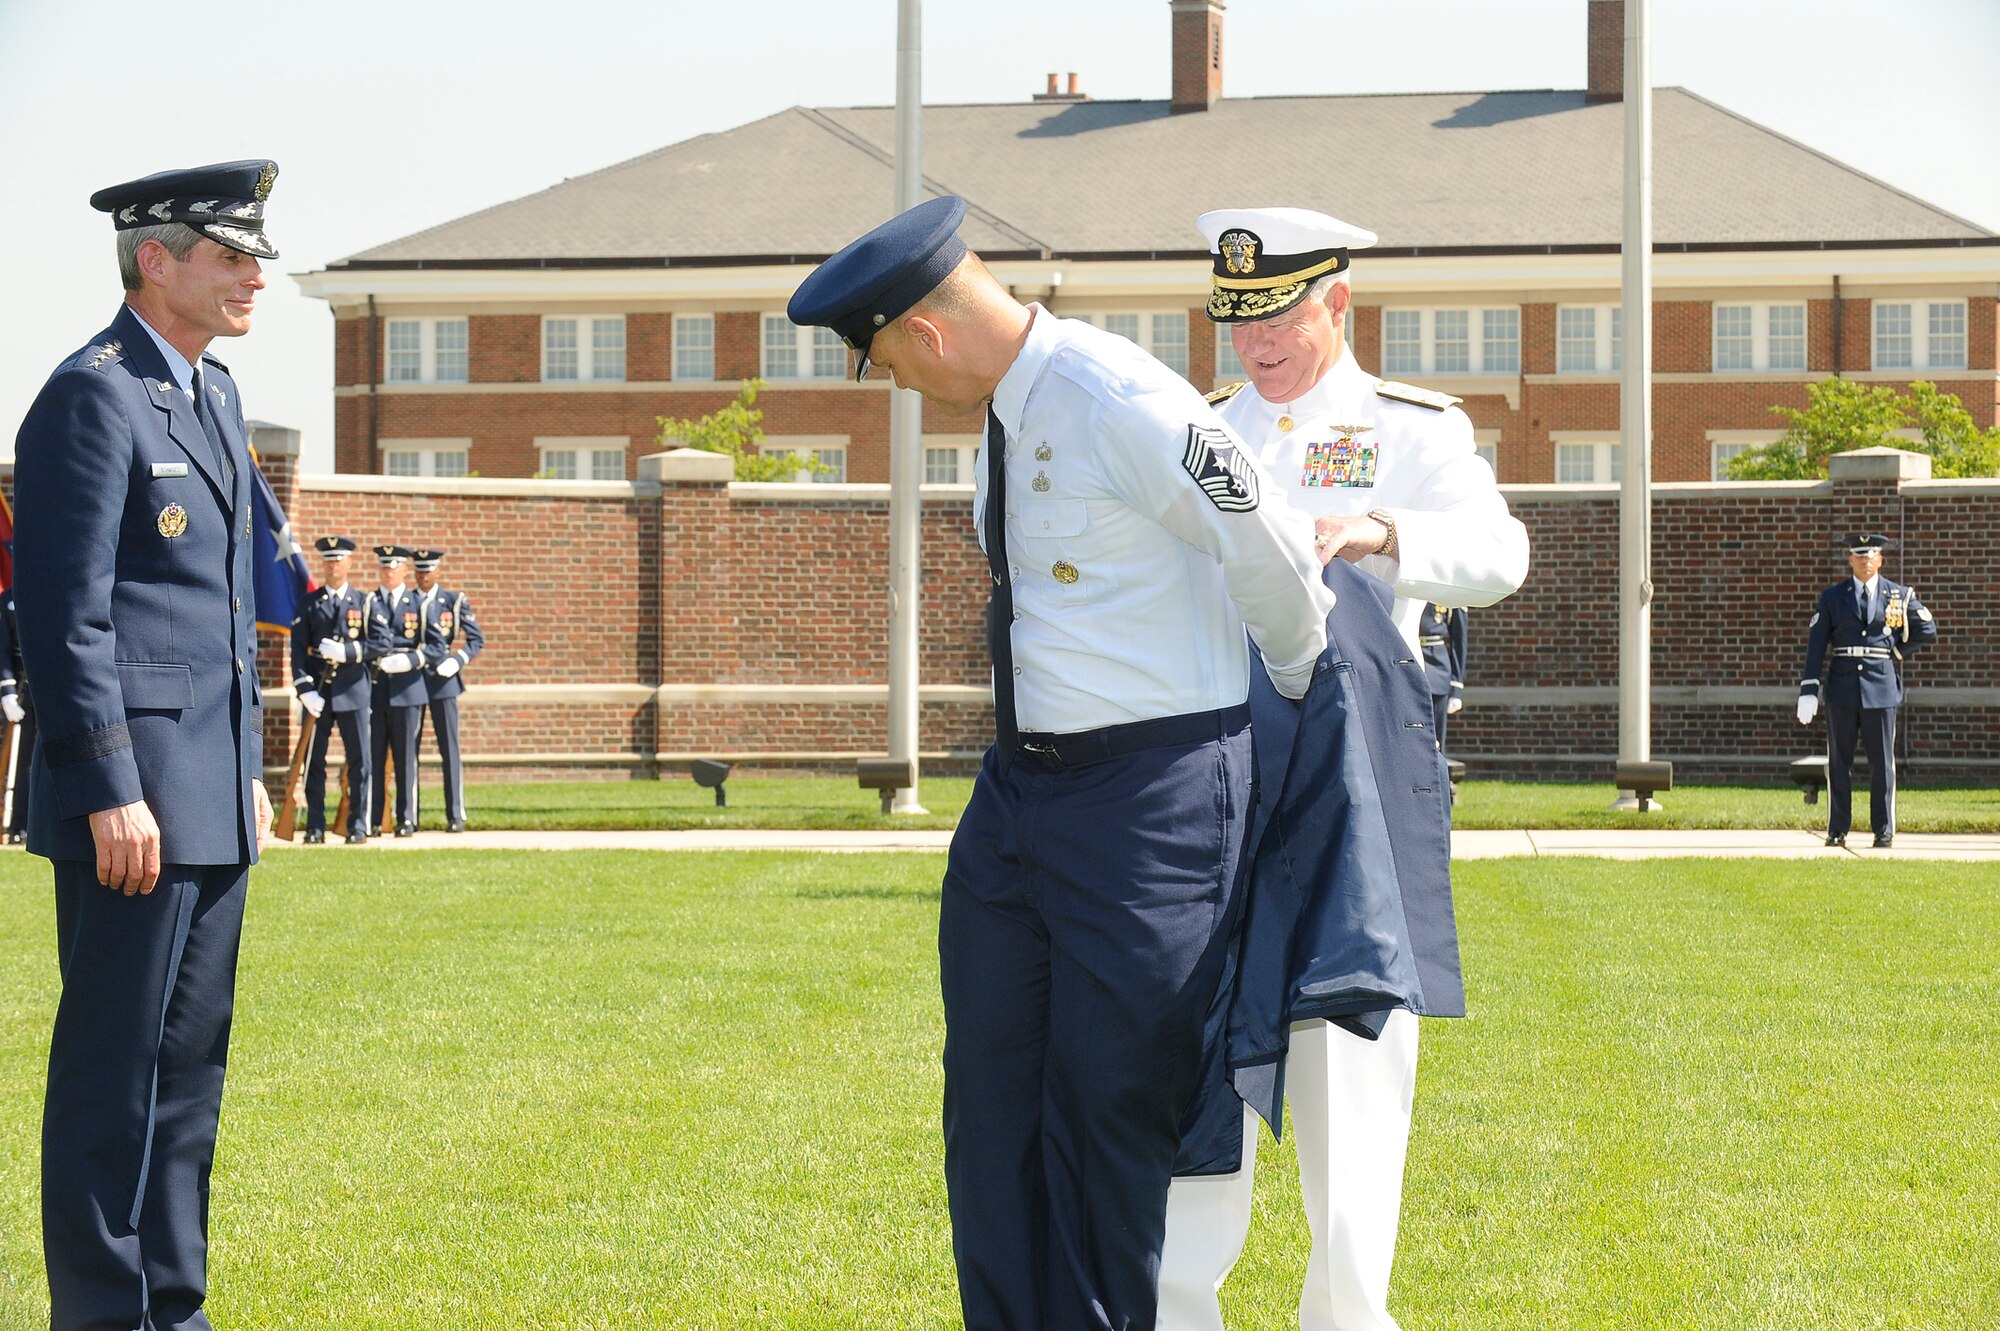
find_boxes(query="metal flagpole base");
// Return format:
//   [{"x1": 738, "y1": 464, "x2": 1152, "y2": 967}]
[
  {"x1": 891, "y1": 791, "x2": 931, "y2": 816},
  {"x1": 1606, "y1": 794, "x2": 1666, "y2": 812}
]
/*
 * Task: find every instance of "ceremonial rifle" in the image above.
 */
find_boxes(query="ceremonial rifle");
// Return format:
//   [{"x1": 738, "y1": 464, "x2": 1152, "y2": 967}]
[{"x1": 274, "y1": 652, "x2": 339, "y2": 841}]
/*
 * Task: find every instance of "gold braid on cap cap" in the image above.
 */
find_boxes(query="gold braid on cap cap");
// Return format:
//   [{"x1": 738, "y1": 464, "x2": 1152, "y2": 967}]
[{"x1": 1206, "y1": 253, "x2": 1348, "y2": 322}]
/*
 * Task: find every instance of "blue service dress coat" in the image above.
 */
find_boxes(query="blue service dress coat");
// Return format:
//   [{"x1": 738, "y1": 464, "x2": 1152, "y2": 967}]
[
  {"x1": 290, "y1": 582, "x2": 388, "y2": 711},
  {"x1": 420, "y1": 586, "x2": 484, "y2": 700},
  {"x1": 1177, "y1": 559, "x2": 1461, "y2": 1175},
  {"x1": 12, "y1": 306, "x2": 263, "y2": 865},
  {"x1": 1799, "y1": 576, "x2": 1936, "y2": 709},
  {"x1": 1418, "y1": 602, "x2": 1467, "y2": 704},
  {"x1": 372, "y1": 587, "x2": 432, "y2": 708}
]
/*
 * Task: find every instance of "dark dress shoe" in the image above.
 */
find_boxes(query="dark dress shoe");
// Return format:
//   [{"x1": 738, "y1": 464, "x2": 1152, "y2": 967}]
[
  {"x1": 303, "y1": 828, "x2": 326, "y2": 845},
  {"x1": 395, "y1": 822, "x2": 416, "y2": 838},
  {"x1": 345, "y1": 829, "x2": 369, "y2": 845},
  {"x1": 1825, "y1": 834, "x2": 1846, "y2": 847},
  {"x1": 5, "y1": 830, "x2": 23, "y2": 844},
  {"x1": 447, "y1": 819, "x2": 466, "y2": 833},
  {"x1": 1873, "y1": 834, "x2": 1894, "y2": 848}
]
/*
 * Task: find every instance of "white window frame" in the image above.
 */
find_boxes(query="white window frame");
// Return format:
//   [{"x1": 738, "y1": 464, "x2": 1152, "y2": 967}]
[
  {"x1": 541, "y1": 315, "x2": 626, "y2": 383},
  {"x1": 763, "y1": 434, "x2": 849, "y2": 484},
  {"x1": 1472, "y1": 428, "x2": 1501, "y2": 477},
  {"x1": 1376, "y1": 307, "x2": 1522, "y2": 377},
  {"x1": 536, "y1": 436, "x2": 629, "y2": 481},
  {"x1": 1213, "y1": 323, "x2": 1249, "y2": 384},
  {"x1": 1074, "y1": 311, "x2": 1191, "y2": 377},
  {"x1": 1873, "y1": 299, "x2": 1967, "y2": 371},
  {"x1": 923, "y1": 435, "x2": 981, "y2": 486},
  {"x1": 383, "y1": 317, "x2": 469, "y2": 384},
  {"x1": 761, "y1": 315, "x2": 849, "y2": 380},
  {"x1": 380, "y1": 439, "x2": 471, "y2": 479},
  {"x1": 1552, "y1": 435, "x2": 1621, "y2": 483},
  {"x1": 1707, "y1": 431, "x2": 1782, "y2": 481},
  {"x1": 673, "y1": 313, "x2": 715, "y2": 381},
  {"x1": 1556, "y1": 305, "x2": 1624, "y2": 374},
  {"x1": 1711, "y1": 303, "x2": 1809, "y2": 373}
]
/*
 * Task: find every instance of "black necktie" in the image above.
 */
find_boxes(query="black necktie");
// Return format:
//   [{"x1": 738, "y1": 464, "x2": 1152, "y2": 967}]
[
  {"x1": 1859, "y1": 581, "x2": 1871, "y2": 624},
  {"x1": 192, "y1": 368, "x2": 236, "y2": 494},
  {"x1": 984, "y1": 408, "x2": 1018, "y2": 755}
]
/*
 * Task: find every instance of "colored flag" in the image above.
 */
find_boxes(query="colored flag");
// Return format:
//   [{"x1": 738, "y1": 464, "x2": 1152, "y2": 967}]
[
  {"x1": 0, "y1": 489, "x2": 13, "y2": 591},
  {"x1": 251, "y1": 461, "x2": 315, "y2": 632}
]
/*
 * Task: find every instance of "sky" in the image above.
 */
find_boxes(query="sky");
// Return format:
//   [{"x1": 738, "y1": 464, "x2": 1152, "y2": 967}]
[{"x1": 2, "y1": 0, "x2": 1995, "y2": 471}]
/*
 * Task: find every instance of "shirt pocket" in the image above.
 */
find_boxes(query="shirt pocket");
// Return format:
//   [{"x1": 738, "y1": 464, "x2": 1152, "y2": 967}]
[{"x1": 1015, "y1": 498, "x2": 1117, "y2": 605}]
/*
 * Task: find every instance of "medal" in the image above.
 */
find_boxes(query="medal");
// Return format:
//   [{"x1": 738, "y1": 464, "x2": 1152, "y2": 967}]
[{"x1": 157, "y1": 504, "x2": 188, "y2": 538}]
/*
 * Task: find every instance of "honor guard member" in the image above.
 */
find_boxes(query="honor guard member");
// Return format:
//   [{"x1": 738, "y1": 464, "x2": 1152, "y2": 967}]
[
  {"x1": 2, "y1": 584, "x2": 36, "y2": 842},
  {"x1": 1797, "y1": 533, "x2": 1936, "y2": 848},
  {"x1": 12, "y1": 160, "x2": 279, "y2": 1331},
  {"x1": 790, "y1": 197, "x2": 1333, "y2": 1331},
  {"x1": 1417, "y1": 604, "x2": 1468, "y2": 754},
  {"x1": 368, "y1": 544, "x2": 427, "y2": 836},
  {"x1": 413, "y1": 548, "x2": 482, "y2": 832},
  {"x1": 366, "y1": 539, "x2": 416, "y2": 831},
  {"x1": 290, "y1": 536, "x2": 389, "y2": 843},
  {"x1": 1160, "y1": 207, "x2": 1531, "y2": 1331}
]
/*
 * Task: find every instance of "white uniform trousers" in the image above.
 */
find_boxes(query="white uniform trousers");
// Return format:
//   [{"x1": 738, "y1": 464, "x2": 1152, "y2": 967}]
[{"x1": 1157, "y1": 1011, "x2": 1420, "y2": 1331}]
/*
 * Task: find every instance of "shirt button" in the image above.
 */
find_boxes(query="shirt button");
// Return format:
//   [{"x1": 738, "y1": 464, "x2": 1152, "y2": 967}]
[
  {"x1": 1014, "y1": 667, "x2": 1023, "y2": 676},
  {"x1": 1041, "y1": 520, "x2": 1050, "y2": 530},
  {"x1": 235, "y1": 659, "x2": 244, "y2": 674},
  {"x1": 234, "y1": 597, "x2": 242, "y2": 612}
]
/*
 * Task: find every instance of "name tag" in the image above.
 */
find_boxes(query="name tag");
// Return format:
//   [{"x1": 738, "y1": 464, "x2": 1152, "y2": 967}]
[{"x1": 151, "y1": 462, "x2": 190, "y2": 478}]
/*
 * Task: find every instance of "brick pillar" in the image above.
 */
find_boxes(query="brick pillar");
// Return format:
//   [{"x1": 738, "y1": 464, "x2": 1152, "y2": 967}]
[
  {"x1": 1170, "y1": 0, "x2": 1224, "y2": 114},
  {"x1": 641, "y1": 447, "x2": 734, "y2": 766},
  {"x1": 1586, "y1": 0, "x2": 1623, "y2": 102},
  {"x1": 1828, "y1": 447, "x2": 1929, "y2": 578},
  {"x1": 250, "y1": 423, "x2": 303, "y2": 777}
]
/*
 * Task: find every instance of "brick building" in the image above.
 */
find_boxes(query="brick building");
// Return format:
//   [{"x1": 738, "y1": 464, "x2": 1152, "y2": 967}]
[{"x1": 299, "y1": 1, "x2": 1997, "y2": 488}]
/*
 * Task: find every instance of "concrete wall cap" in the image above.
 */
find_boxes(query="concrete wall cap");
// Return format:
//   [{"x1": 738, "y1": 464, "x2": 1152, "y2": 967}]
[
  {"x1": 640, "y1": 447, "x2": 733, "y2": 483},
  {"x1": 1829, "y1": 446, "x2": 1932, "y2": 482}
]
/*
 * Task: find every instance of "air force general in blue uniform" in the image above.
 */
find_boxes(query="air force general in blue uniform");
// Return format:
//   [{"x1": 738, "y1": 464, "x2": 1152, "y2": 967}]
[
  {"x1": 790, "y1": 197, "x2": 1333, "y2": 1331},
  {"x1": 12, "y1": 161, "x2": 280, "y2": 1331},
  {"x1": 1797, "y1": 533, "x2": 1936, "y2": 848}
]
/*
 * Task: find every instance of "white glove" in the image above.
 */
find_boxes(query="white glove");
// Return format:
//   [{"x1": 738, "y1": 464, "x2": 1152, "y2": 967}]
[
  {"x1": 1, "y1": 693, "x2": 22, "y2": 725},
  {"x1": 317, "y1": 637, "x2": 347, "y2": 662},
  {"x1": 378, "y1": 652, "x2": 417, "y2": 675},
  {"x1": 1446, "y1": 696, "x2": 1463, "y2": 715},
  {"x1": 436, "y1": 656, "x2": 461, "y2": 679},
  {"x1": 299, "y1": 689, "x2": 326, "y2": 718},
  {"x1": 1796, "y1": 694, "x2": 1818, "y2": 726}
]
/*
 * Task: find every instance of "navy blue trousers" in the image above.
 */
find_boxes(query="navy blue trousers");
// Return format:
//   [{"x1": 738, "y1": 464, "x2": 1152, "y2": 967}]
[
  {"x1": 371, "y1": 701, "x2": 422, "y2": 829},
  {"x1": 44, "y1": 858, "x2": 247, "y2": 1331},
  {"x1": 419, "y1": 697, "x2": 466, "y2": 824},
  {"x1": 940, "y1": 725, "x2": 1251, "y2": 1331},
  {"x1": 1827, "y1": 703, "x2": 1896, "y2": 839},
  {"x1": 305, "y1": 705, "x2": 370, "y2": 836}
]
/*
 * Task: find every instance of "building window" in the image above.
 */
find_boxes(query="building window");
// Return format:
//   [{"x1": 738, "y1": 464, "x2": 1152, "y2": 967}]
[
  {"x1": 381, "y1": 441, "x2": 471, "y2": 478},
  {"x1": 542, "y1": 316, "x2": 626, "y2": 382},
  {"x1": 1472, "y1": 430, "x2": 1500, "y2": 477},
  {"x1": 1077, "y1": 311, "x2": 1191, "y2": 377},
  {"x1": 762, "y1": 316, "x2": 848, "y2": 380},
  {"x1": 537, "y1": 437, "x2": 628, "y2": 481},
  {"x1": 674, "y1": 314, "x2": 715, "y2": 381},
  {"x1": 1929, "y1": 301, "x2": 1968, "y2": 370},
  {"x1": 1557, "y1": 306, "x2": 1623, "y2": 374},
  {"x1": 383, "y1": 317, "x2": 469, "y2": 384},
  {"x1": 1380, "y1": 307, "x2": 1520, "y2": 376},
  {"x1": 1208, "y1": 323, "x2": 1240, "y2": 381},
  {"x1": 925, "y1": 447, "x2": 961, "y2": 484},
  {"x1": 786, "y1": 446, "x2": 846, "y2": 483},
  {"x1": 1713, "y1": 303, "x2": 1807, "y2": 372},
  {"x1": 1711, "y1": 441, "x2": 1756, "y2": 479},
  {"x1": 1872, "y1": 299, "x2": 1969, "y2": 371},
  {"x1": 1555, "y1": 439, "x2": 1620, "y2": 483},
  {"x1": 922, "y1": 436, "x2": 981, "y2": 486}
]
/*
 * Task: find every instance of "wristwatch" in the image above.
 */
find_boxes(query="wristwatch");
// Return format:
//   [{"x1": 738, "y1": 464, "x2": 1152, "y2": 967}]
[{"x1": 1366, "y1": 508, "x2": 1400, "y2": 560}]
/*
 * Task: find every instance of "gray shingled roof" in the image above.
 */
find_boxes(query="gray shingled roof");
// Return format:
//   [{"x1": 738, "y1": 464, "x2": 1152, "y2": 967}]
[{"x1": 335, "y1": 89, "x2": 1993, "y2": 266}]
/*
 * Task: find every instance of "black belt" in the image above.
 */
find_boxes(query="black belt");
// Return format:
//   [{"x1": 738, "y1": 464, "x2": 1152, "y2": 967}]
[{"x1": 1013, "y1": 703, "x2": 1250, "y2": 772}]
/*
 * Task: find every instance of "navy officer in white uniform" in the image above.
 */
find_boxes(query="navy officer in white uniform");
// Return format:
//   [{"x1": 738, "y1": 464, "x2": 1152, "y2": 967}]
[
  {"x1": 789, "y1": 196, "x2": 1332, "y2": 1331},
  {"x1": 1159, "y1": 208, "x2": 1530, "y2": 1331},
  {"x1": 1797, "y1": 533, "x2": 1935, "y2": 848},
  {"x1": 13, "y1": 159, "x2": 279, "y2": 1331}
]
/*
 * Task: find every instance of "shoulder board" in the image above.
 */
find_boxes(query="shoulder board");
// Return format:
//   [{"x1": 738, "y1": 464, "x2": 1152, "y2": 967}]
[
  {"x1": 1205, "y1": 381, "x2": 1246, "y2": 406},
  {"x1": 1376, "y1": 380, "x2": 1461, "y2": 411},
  {"x1": 200, "y1": 351, "x2": 230, "y2": 375}
]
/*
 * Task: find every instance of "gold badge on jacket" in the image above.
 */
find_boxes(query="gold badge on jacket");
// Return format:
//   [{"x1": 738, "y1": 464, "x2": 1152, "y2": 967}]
[
  {"x1": 156, "y1": 504, "x2": 188, "y2": 538},
  {"x1": 439, "y1": 611, "x2": 454, "y2": 635},
  {"x1": 402, "y1": 611, "x2": 420, "y2": 639},
  {"x1": 1884, "y1": 590, "x2": 1905, "y2": 631},
  {"x1": 346, "y1": 608, "x2": 364, "y2": 639},
  {"x1": 1052, "y1": 561, "x2": 1080, "y2": 585}
]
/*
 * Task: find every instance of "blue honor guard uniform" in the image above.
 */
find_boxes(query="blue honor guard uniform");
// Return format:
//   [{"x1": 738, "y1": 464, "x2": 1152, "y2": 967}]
[
  {"x1": 413, "y1": 549, "x2": 482, "y2": 832},
  {"x1": 291, "y1": 537, "x2": 390, "y2": 842},
  {"x1": 12, "y1": 159, "x2": 278, "y2": 1331},
  {"x1": 366, "y1": 545, "x2": 426, "y2": 836},
  {"x1": 1418, "y1": 602, "x2": 1468, "y2": 754},
  {"x1": 1, "y1": 587, "x2": 36, "y2": 840},
  {"x1": 1799, "y1": 534, "x2": 1937, "y2": 847}
]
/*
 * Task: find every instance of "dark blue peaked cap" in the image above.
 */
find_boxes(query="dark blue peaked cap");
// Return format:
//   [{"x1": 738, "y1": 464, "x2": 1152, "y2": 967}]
[
  {"x1": 787, "y1": 195, "x2": 968, "y2": 381},
  {"x1": 90, "y1": 159, "x2": 281, "y2": 259}
]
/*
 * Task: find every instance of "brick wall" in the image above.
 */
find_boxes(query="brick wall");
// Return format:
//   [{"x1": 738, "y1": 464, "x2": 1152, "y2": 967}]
[{"x1": 255, "y1": 454, "x2": 2000, "y2": 785}]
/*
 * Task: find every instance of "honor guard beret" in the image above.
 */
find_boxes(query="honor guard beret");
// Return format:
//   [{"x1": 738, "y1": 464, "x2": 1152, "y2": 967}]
[
  {"x1": 374, "y1": 543, "x2": 413, "y2": 565},
  {"x1": 90, "y1": 160, "x2": 281, "y2": 259},
  {"x1": 410, "y1": 548, "x2": 446, "y2": 571},
  {"x1": 314, "y1": 535, "x2": 357, "y2": 558},
  {"x1": 1840, "y1": 533, "x2": 1896, "y2": 555},
  {"x1": 787, "y1": 195, "x2": 969, "y2": 382},
  {"x1": 1196, "y1": 207, "x2": 1377, "y2": 323}
]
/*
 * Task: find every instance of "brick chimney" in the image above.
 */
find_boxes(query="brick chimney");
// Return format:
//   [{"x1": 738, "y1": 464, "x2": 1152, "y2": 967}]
[
  {"x1": 1170, "y1": 0, "x2": 1224, "y2": 114},
  {"x1": 1587, "y1": 0, "x2": 1623, "y2": 102},
  {"x1": 1033, "y1": 71, "x2": 1092, "y2": 103}
]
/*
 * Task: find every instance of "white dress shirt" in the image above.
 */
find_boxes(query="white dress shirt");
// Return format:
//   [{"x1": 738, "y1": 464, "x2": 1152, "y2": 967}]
[
  {"x1": 1218, "y1": 348, "x2": 1530, "y2": 651},
  {"x1": 983, "y1": 308, "x2": 1332, "y2": 734},
  {"x1": 129, "y1": 306, "x2": 197, "y2": 403},
  {"x1": 1853, "y1": 574, "x2": 1880, "y2": 621}
]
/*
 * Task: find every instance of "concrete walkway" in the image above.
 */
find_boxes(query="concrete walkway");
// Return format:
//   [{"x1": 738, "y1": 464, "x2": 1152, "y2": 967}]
[{"x1": 235, "y1": 827, "x2": 2000, "y2": 860}]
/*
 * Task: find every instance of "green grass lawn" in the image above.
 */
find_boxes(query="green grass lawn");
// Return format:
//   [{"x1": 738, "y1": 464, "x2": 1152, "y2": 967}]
[
  {"x1": 0, "y1": 851, "x2": 1994, "y2": 1327},
  {"x1": 332, "y1": 775, "x2": 2000, "y2": 834}
]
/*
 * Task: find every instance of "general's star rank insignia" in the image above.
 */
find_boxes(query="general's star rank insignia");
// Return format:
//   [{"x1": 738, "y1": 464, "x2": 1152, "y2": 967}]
[{"x1": 1182, "y1": 424, "x2": 1259, "y2": 512}]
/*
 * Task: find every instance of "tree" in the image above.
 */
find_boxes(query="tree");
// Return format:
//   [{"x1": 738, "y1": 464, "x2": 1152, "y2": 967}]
[
  {"x1": 1725, "y1": 377, "x2": 2000, "y2": 480},
  {"x1": 653, "y1": 378, "x2": 829, "y2": 482}
]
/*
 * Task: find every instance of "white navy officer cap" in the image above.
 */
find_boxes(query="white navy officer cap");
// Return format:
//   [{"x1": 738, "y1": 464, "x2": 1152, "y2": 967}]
[
  {"x1": 90, "y1": 159, "x2": 281, "y2": 259},
  {"x1": 1196, "y1": 207, "x2": 1377, "y2": 323},
  {"x1": 787, "y1": 196, "x2": 970, "y2": 382}
]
